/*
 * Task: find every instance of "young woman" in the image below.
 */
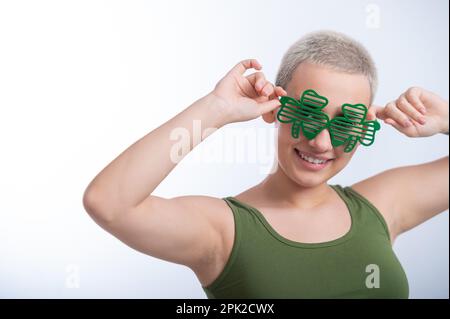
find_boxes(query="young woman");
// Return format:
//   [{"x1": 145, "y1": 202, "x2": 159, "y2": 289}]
[{"x1": 83, "y1": 31, "x2": 449, "y2": 298}]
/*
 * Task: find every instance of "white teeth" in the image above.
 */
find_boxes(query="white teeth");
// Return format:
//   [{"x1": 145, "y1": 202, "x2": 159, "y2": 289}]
[{"x1": 297, "y1": 151, "x2": 327, "y2": 164}]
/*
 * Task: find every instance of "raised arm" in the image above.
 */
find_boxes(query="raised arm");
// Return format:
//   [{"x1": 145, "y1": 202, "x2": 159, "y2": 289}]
[
  {"x1": 352, "y1": 87, "x2": 449, "y2": 242},
  {"x1": 82, "y1": 59, "x2": 286, "y2": 275}
]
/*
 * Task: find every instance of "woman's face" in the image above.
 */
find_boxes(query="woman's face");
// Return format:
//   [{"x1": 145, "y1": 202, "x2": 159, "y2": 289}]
[{"x1": 270, "y1": 62, "x2": 372, "y2": 187}]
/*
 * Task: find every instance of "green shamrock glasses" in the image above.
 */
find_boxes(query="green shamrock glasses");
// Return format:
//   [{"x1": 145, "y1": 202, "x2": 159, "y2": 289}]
[{"x1": 276, "y1": 89, "x2": 381, "y2": 153}]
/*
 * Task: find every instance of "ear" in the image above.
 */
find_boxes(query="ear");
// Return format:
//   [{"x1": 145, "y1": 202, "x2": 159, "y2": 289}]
[{"x1": 262, "y1": 109, "x2": 277, "y2": 123}]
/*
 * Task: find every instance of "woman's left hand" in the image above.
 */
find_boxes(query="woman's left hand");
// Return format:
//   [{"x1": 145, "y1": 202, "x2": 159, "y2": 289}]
[{"x1": 370, "y1": 87, "x2": 449, "y2": 137}]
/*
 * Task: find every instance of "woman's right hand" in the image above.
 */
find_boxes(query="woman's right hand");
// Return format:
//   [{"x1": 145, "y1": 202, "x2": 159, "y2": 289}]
[{"x1": 210, "y1": 59, "x2": 287, "y2": 124}]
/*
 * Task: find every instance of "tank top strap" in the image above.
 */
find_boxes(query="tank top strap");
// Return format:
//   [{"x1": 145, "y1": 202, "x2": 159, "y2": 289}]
[
  {"x1": 221, "y1": 196, "x2": 270, "y2": 243},
  {"x1": 330, "y1": 184, "x2": 391, "y2": 242}
]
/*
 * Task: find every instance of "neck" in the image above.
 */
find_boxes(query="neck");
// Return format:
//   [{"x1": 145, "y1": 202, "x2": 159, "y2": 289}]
[{"x1": 258, "y1": 164, "x2": 333, "y2": 209}]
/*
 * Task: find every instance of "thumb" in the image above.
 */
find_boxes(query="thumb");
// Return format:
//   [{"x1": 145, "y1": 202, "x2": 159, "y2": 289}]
[
  {"x1": 258, "y1": 98, "x2": 281, "y2": 115},
  {"x1": 369, "y1": 105, "x2": 386, "y2": 120}
]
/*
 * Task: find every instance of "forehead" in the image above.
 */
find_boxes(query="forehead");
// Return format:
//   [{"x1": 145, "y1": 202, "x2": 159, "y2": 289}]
[{"x1": 285, "y1": 62, "x2": 371, "y2": 113}]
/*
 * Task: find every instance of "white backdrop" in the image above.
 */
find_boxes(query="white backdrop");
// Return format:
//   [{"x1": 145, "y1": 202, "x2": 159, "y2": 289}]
[{"x1": 0, "y1": 0, "x2": 448, "y2": 298}]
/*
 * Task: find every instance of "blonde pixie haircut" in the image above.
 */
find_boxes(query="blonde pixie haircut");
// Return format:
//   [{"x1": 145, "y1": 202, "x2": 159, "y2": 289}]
[{"x1": 275, "y1": 30, "x2": 378, "y2": 104}]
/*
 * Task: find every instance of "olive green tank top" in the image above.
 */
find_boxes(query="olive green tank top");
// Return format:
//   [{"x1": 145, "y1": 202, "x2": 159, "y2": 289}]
[{"x1": 202, "y1": 184, "x2": 409, "y2": 299}]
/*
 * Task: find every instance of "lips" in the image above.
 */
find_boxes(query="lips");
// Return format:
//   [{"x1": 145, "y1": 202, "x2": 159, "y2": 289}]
[
  {"x1": 294, "y1": 148, "x2": 334, "y2": 171},
  {"x1": 294, "y1": 148, "x2": 335, "y2": 161}
]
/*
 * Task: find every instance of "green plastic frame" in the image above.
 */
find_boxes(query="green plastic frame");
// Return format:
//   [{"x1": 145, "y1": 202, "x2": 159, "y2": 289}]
[{"x1": 276, "y1": 89, "x2": 381, "y2": 153}]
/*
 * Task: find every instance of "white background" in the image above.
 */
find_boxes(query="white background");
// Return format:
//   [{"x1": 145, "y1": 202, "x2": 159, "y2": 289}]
[{"x1": 0, "y1": 0, "x2": 448, "y2": 298}]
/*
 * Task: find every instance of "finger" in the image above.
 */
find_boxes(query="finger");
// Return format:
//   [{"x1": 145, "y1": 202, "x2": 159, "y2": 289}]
[
  {"x1": 396, "y1": 95, "x2": 426, "y2": 125},
  {"x1": 373, "y1": 105, "x2": 389, "y2": 121},
  {"x1": 384, "y1": 118, "x2": 404, "y2": 131},
  {"x1": 274, "y1": 86, "x2": 287, "y2": 97},
  {"x1": 228, "y1": 59, "x2": 262, "y2": 77},
  {"x1": 367, "y1": 105, "x2": 383, "y2": 121},
  {"x1": 267, "y1": 86, "x2": 286, "y2": 101},
  {"x1": 261, "y1": 82, "x2": 274, "y2": 97},
  {"x1": 246, "y1": 72, "x2": 267, "y2": 94},
  {"x1": 384, "y1": 101, "x2": 413, "y2": 128},
  {"x1": 405, "y1": 87, "x2": 427, "y2": 115},
  {"x1": 258, "y1": 98, "x2": 282, "y2": 115},
  {"x1": 255, "y1": 73, "x2": 266, "y2": 92}
]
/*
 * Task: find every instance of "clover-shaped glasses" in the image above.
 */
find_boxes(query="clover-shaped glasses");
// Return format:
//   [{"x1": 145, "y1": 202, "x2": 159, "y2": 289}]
[{"x1": 276, "y1": 89, "x2": 381, "y2": 153}]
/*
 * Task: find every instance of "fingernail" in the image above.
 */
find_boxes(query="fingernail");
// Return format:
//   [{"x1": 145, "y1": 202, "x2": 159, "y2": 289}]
[
  {"x1": 420, "y1": 108, "x2": 427, "y2": 115},
  {"x1": 404, "y1": 120, "x2": 412, "y2": 127},
  {"x1": 419, "y1": 117, "x2": 426, "y2": 124}
]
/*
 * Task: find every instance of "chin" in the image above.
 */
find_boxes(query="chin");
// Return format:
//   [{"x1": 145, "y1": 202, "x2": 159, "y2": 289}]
[
  {"x1": 292, "y1": 174, "x2": 329, "y2": 188},
  {"x1": 293, "y1": 165, "x2": 333, "y2": 187}
]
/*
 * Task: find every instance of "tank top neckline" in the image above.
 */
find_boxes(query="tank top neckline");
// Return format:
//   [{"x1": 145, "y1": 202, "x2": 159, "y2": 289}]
[{"x1": 225, "y1": 184, "x2": 356, "y2": 249}]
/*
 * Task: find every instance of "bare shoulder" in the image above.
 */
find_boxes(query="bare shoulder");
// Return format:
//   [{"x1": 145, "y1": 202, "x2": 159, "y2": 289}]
[
  {"x1": 351, "y1": 156, "x2": 449, "y2": 242},
  {"x1": 174, "y1": 195, "x2": 233, "y2": 227},
  {"x1": 173, "y1": 195, "x2": 235, "y2": 257},
  {"x1": 174, "y1": 195, "x2": 235, "y2": 287},
  {"x1": 352, "y1": 156, "x2": 449, "y2": 239},
  {"x1": 189, "y1": 187, "x2": 265, "y2": 287}
]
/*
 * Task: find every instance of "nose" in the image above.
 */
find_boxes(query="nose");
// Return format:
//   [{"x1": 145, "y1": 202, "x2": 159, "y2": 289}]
[{"x1": 306, "y1": 128, "x2": 333, "y2": 153}]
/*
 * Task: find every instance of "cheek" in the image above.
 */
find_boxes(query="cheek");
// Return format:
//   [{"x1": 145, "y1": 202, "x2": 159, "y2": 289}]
[
  {"x1": 333, "y1": 149, "x2": 354, "y2": 168},
  {"x1": 277, "y1": 123, "x2": 297, "y2": 145},
  {"x1": 276, "y1": 126, "x2": 296, "y2": 164}
]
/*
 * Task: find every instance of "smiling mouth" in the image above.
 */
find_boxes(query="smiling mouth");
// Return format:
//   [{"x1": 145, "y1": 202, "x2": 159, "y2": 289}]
[{"x1": 294, "y1": 148, "x2": 335, "y2": 166}]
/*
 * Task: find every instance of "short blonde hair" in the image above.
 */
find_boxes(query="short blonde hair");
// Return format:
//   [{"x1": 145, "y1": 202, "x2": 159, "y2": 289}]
[{"x1": 275, "y1": 30, "x2": 378, "y2": 103}]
